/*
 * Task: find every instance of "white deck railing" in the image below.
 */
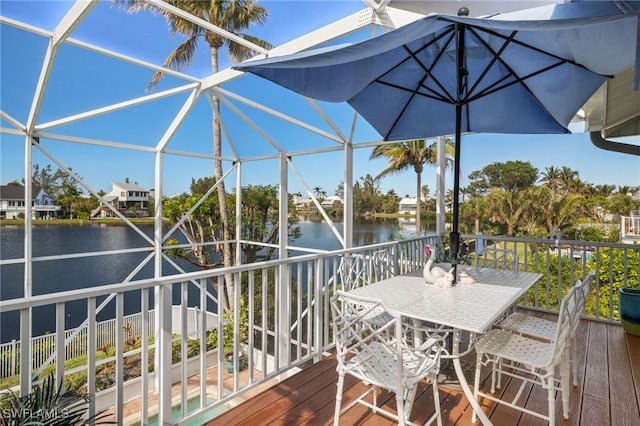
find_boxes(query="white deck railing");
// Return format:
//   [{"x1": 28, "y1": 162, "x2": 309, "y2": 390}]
[{"x1": 0, "y1": 235, "x2": 637, "y2": 425}]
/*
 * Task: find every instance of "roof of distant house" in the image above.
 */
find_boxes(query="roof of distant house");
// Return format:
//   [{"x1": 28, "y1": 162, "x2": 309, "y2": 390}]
[
  {"x1": 322, "y1": 195, "x2": 343, "y2": 204},
  {"x1": 0, "y1": 185, "x2": 45, "y2": 200},
  {"x1": 399, "y1": 197, "x2": 418, "y2": 204},
  {"x1": 112, "y1": 182, "x2": 149, "y2": 192}
]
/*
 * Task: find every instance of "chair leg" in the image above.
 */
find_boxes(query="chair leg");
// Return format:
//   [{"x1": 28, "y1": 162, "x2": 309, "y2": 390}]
[
  {"x1": 472, "y1": 353, "x2": 482, "y2": 424},
  {"x1": 431, "y1": 375, "x2": 442, "y2": 426},
  {"x1": 334, "y1": 371, "x2": 345, "y2": 425},
  {"x1": 397, "y1": 392, "x2": 406, "y2": 426},
  {"x1": 495, "y1": 358, "x2": 503, "y2": 391},
  {"x1": 547, "y1": 375, "x2": 556, "y2": 426},
  {"x1": 571, "y1": 335, "x2": 578, "y2": 387},
  {"x1": 490, "y1": 356, "x2": 498, "y2": 393},
  {"x1": 561, "y1": 349, "x2": 571, "y2": 419}
]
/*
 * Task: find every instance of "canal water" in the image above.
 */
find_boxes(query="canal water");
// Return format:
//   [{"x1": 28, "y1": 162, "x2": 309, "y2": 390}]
[{"x1": 0, "y1": 217, "x2": 429, "y2": 342}]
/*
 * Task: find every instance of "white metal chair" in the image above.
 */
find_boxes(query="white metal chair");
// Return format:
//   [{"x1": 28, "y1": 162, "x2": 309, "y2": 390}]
[
  {"x1": 472, "y1": 285, "x2": 579, "y2": 426},
  {"x1": 338, "y1": 249, "x2": 395, "y2": 291},
  {"x1": 499, "y1": 271, "x2": 594, "y2": 386},
  {"x1": 475, "y1": 246, "x2": 519, "y2": 270},
  {"x1": 330, "y1": 290, "x2": 443, "y2": 426}
]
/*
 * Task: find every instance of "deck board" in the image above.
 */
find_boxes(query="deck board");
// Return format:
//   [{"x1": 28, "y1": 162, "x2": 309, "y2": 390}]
[
  {"x1": 608, "y1": 324, "x2": 640, "y2": 426},
  {"x1": 208, "y1": 316, "x2": 640, "y2": 426},
  {"x1": 581, "y1": 321, "x2": 611, "y2": 426},
  {"x1": 626, "y1": 325, "x2": 640, "y2": 417}
]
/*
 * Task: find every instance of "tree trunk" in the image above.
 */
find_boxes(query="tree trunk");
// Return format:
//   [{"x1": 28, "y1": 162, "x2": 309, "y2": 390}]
[
  {"x1": 211, "y1": 46, "x2": 233, "y2": 311},
  {"x1": 415, "y1": 171, "x2": 422, "y2": 235}
]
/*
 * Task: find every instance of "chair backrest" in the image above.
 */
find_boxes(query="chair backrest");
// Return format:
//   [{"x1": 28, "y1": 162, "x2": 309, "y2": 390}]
[
  {"x1": 337, "y1": 249, "x2": 396, "y2": 291},
  {"x1": 338, "y1": 254, "x2": 368, "y2": 291},
  {"x1": 575, "y1": 271, "x2": 595, "y2": 316},
  {"x1": 370, "y1": 248, "x2": 395, "y2": 281},
  {"x1": 475, "y1": 246, "x2": 519, "y2": 271},
  {"x1": 568, "y1": 271, "x2": 595, "y2": 337},
  {"x1": 330, "y1": 290, "x2": 403, "y2": 384},
  {"x1": 550, "y1": 286, "x2": 579, "y2": 366}
]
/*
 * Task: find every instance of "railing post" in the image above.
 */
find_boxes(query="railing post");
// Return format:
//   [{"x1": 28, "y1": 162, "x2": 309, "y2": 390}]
[
  {"x1": 314, "y1": 257, "x2": 324, "y2": 362},
  {"x1": 277, "y1": 264, "x2": 291, "y2": 367},
  {"x1": 87, "y1": 298, "x2": 96, "y2": 422},
  {"x1": 56, "y1": 302, "x2": 65, "y2": 387},
  {"x1": 156, "y1": 284, "x2": 173, "y2": 425},
  {"x1": 20, "y1": 308, "x2": 31, "y2": 395},
  {"x1": 11, "y1": 339, "x2": 17, "y2": 377}
]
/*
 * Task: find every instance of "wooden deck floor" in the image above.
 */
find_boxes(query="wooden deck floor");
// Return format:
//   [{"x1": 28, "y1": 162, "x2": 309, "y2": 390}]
[{"x1": 208, "y1": 314, "x2": 640, "y2": 426}]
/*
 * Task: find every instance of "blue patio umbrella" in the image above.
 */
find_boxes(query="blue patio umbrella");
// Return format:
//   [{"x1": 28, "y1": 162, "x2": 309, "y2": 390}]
[{"x1": 235, "y1": 1, "x2": 639, "y2": 281}]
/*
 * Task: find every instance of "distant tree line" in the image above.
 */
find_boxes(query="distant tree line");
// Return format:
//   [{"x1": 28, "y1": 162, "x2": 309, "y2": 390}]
[
  {"x1": 13, "y1": 159, "x2": 637, "y2": 244},
  {"x1": 314, "y1": 159, "x2": 639, "y2": 242}
]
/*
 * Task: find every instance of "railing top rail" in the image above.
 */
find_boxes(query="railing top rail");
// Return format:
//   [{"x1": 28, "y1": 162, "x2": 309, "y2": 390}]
[
  {"x1": 4, "y1": 234, "x2": 633, "y2": 313},
  {"x1": 0, "y1": 236, "x2": 439, "y2": 313},
  {"x1": 461, "y1": 233, "x2": 639, "y2": 250}
]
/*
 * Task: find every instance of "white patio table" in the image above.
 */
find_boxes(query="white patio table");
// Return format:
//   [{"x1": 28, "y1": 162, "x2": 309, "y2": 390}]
[{"x1": 347, "y1": 267, "x2": 542, "y2": 425}]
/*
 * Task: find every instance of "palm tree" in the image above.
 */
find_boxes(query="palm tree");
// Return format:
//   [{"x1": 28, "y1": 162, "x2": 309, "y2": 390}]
[
  {"x1": 120, "y1": 0, "x2": 271, "y2": 309},
  {"x1": 520, "y1": 186, "x2": 553, "y2": 236},
  {"x1": 617, "y1": 185, "x2": 633, "y2": 196},
  {"x1": 545, "y1": 193, "x2": 583, "y2": 235},
  {"x1": 594, "y1": 184, "x2": 616, "y2": 197},
  {"x1": 460, "y1": 196, "x2": 486, "y2": 235},
  {"x1": 540, "y1": 166, "x2": 562, "y2": 195},
  {"x1": 558, "y1": 166, "x2": 580, "y2": 196},
  {"x1": 370, "y1": 139, "x2": 454, "y2": 234},
  {"x1": 485, "y1": 189, "x2": 531, "y2": 236},
  {"x1": 313, "y1": 186, "x2": 326, "y2": 199}
]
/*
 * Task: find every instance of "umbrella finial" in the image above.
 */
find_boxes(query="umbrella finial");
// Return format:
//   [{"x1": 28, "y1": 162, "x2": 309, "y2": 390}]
[{"x1": 457, "y1": 7, "x2": 469, "y2": 16}]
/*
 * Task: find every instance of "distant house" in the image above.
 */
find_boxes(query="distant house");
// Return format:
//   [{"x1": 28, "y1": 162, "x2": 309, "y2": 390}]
[
  {"x1": 321, "y1": 196, "x2": 343, "y2": 208},
  {"x1": 293, "y1": 195, "x2": 343, "y2": 211},
  {"x1": 293, "y1": 195, "x2": 316, "y2": 211},
  {"x1": 398, "y1": 197, "x2": 418, "y2": 215},
  {"x1": 0, "y1": 185, "x2": 60, "y2": 219},
  {"x1": 92, "y1": 182, "x2": 150, "y2": 218}
]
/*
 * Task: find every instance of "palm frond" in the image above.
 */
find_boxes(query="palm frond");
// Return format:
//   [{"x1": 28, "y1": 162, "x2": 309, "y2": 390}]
[
  {"x1": 227, "y1": 34, "x2": 274, "y2": 63},
  {"x1": 147, "y1": 36, "x2": 199, "y2": 91},
  {"x1": 0, "y1": 373, "x2": 115, "y2": 425}
]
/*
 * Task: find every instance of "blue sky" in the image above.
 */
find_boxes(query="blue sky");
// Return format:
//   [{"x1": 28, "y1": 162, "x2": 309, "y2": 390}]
[{"x1": 1, "y1": 0, "x2": 638, "y2": 199}]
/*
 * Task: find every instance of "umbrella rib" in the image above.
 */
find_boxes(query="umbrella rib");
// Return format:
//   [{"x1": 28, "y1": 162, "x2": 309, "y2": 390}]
[
  {"x1": 408, "y1": 28, "x2": 458, "y2": 104},
  {"x1": 375, "y1": 28, "x2": 456, "y2": 104},
  {"x1": 468, "y1": 58, "x2": 574, "y2": 104},
  {"x1": 478, "y1": 25, "x2": 596, "y2": 73},
  {"x1": 376, "y1": 79, "x2": 453, "y2": 104},
  {"x1": 378, "y1": 29, "x2": 457, "y2": 137},
  {"x1": 463, "y1": 25, "x2": 607, "y2": 104},
  {"x1": 464, "y1": 28, "x2": 518, "y2": 101}
]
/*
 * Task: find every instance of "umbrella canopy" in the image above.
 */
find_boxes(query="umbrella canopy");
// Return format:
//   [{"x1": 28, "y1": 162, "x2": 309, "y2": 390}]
[{"x1": 235, "y1": 1, "x2": 639, "y2": 280}]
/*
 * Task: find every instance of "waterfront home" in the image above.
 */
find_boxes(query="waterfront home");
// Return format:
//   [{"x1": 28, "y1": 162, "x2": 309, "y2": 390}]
[
  {"x1": 292, "y1": 195, "x2": 316, "y2": 211},
  {"x1": 91, "y1": 182, "x2": 150, "y2": 218},
  {"x1": 321, "y1": 195, "x2": 343, "y2": 208},
  {"x1": 0, "y1": 185, "x2": 60, "y2": 220},
  {"x1": 398, "y1": 197, "x2": 418, "y2": 214}
]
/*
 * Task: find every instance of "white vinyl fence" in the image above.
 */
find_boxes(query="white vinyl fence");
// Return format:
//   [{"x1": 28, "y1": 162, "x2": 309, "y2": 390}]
[
  {"x1": 0, "y1": 311, "x2": 156, "y2": 380},
  {"x1": 0, "y1": 307, "x2": 218, "y2": 381}
]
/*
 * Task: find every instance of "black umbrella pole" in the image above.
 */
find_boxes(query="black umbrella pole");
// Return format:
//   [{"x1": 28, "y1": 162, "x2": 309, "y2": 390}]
[
  {"x1": 451, "y1": 23, "x2": 465, "y2": 285},
  {"x1": 450, "y1": 231, "x2": 459, "y2": 282}
]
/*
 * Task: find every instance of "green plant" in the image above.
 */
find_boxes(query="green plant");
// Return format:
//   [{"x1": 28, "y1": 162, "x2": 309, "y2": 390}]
[
  {"x1": 588, "y1": 246, "x2": 640, "y2": 319},
  {"x1": 0, "y1": 372, "x2": 112, "y2": 425},
  {"x1": 222, "y1": 298, "x2": 249, "y2": 357},
  {"x1": 526, "y1": 252, "x2": 585, "y2": 310}
]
